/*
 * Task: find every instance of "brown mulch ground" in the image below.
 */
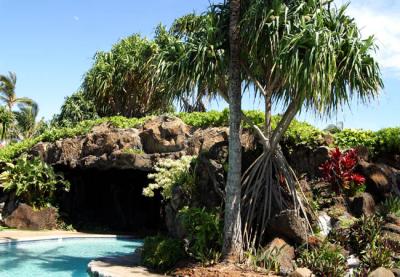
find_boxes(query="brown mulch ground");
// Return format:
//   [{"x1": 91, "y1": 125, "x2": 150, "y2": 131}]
[{"x1": 172, "y1": 262, "x2": 278, "y2": 277}]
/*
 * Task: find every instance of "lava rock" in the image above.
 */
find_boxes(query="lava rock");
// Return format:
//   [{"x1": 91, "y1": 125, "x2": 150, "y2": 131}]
[
  {"x1": 140, "y1": 115, "x2": 190, "y2": 154},
  {"x1": 265, "y1": 237, "x2": 295, "y2": 275},
  {"x1": 4, "y1": 203, "x2": 58, "y2": 230},
  {"x1": 289, "y1": 267, "x2": 313, "y2": 277},
  {"x1": 350, "y1": 192, "x2": 376, "y2": 217},
  {"x1": 369, "y1": 267, "x2": 395, "y2": 277},
  {"x1": 358, "y1": 160, "x2": 400, "y2": 199},
  {"x1": 268, "y1": 210, "x2": 308, "y2": 245}
]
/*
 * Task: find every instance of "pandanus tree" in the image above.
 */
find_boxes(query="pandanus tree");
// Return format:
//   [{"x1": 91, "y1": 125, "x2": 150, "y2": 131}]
[
  {"x1": 83, "y1": 35, "x2": 173, "y2": 118},
  {"x1": 154, "y1": 0, "x2": 382, "y2": 251},
  {"x1": 239, "y1": 0, "x2": 382, "y2": 248},
  {"x1": 52, "y1": 91, "x2": 99, "y2": 127},
  {"x1": 153, "y1": 9, "x2": 229, "y2": 113}
]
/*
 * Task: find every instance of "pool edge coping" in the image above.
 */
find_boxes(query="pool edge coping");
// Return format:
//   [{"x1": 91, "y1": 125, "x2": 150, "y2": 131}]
[{"x1": 0, "y1": 234, "x2": 136, "y2": 244}]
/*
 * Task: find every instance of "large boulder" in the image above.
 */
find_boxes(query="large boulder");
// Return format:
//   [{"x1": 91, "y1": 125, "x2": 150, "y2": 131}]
[
  {"x1": 350, "y1": 192, "x2": 376, "y2": 217},
  {"x1": 187, "y1": 127, "x2": 228, "y2": 155},
  {"x1": 289, "y1": 268, "x2": 313, "y2": 277},
  {"x1": 376, "y1": 153, "x2": 400, "y2": 170},
  {"x1": 4, "y1": 203, "x2": 58, "y2": 230},
  {"x1": 358, "y1": 160, "x2": 400, "y2": 199},
  {"x1": 140, "y1": 115, "x2": 190, "y2": 154},
  {"x1": 82, "y1": 124, "x2": 142, "y2": 157},
  {"x1": 265, "y1": 237, "x2": 295, "y2": 275},
  {"x1": 369, "y1": 267, "x2": 395, "y2": 277},
  {"x1": 288, "y1": 146, "x2": 330, "y2": 177},
  {"x1": 268, "y1": 210, "x2": 308, "y2": 245}
]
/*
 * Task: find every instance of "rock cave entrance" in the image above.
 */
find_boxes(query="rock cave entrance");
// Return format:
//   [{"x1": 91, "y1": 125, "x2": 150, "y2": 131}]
[{"x1": 58, "y1": 168, "x2": 163, "y2": 234}]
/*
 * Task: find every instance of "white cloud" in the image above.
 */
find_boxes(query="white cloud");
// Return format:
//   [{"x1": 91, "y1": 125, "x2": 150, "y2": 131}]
[
  {"x1": 73, "y1": 16, "x2": 79, "y2": 21},
  {"x1": 335, "y1": 0, "x2": 400, "y2": 76}
]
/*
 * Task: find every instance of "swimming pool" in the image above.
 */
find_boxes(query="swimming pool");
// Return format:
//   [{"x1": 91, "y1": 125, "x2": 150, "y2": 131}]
[{"x1": 0, "y1": 237, "x2": 143, "y2": 277}]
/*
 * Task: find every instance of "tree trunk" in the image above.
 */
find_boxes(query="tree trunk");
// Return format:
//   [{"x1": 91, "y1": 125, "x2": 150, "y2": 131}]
[{"x1": 222, "y1": 0, "x2": 243, "y2": 261}]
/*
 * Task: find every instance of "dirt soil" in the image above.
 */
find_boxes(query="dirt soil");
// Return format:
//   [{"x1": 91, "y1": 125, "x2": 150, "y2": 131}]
[{"x1": 172, "y1": 262, "x2": 278, "y2": 277}]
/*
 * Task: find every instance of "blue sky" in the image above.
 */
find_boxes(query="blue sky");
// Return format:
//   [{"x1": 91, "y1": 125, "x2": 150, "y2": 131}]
[{"x1": 0, "y1": 0, "x2": 399, "y2": 130}]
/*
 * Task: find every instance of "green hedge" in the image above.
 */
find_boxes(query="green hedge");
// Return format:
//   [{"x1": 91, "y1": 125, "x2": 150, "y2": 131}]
[{"x1": 0, "y1": 110, "x2": 398, "y2": 162}]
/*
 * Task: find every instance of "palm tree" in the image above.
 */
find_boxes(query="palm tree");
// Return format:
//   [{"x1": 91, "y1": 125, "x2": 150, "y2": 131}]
[
  {"x1": 14, "y1": 102, "x2": 43, "y2": 139},
  {"x1": 0, "y1": 106, "x2": 14, "y2": 141},
  {"x1": 0, "y1": 72, "x2": 36, "y2": 111},
  {"x1": 223, "y1": 0, "x2": 243, "y2": 261}
]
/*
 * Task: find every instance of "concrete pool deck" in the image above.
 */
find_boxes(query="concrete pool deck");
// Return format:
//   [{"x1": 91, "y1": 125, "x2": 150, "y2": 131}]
[
  {"x1": 0, "y1": 230, "x2": 167, "y2": 277},
  {"x1": 0, "y1": 230, "x2": 133, "y2": 243}
]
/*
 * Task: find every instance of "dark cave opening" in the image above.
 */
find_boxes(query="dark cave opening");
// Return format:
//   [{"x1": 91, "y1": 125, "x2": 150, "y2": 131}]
[{"x1": 57, "y1": 168, "x2": 163, "y2": 234}]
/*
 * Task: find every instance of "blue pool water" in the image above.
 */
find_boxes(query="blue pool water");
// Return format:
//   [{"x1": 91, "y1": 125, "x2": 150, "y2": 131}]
[{"x1": 0, "y1": 237, "x2": 143, "y2": 277}]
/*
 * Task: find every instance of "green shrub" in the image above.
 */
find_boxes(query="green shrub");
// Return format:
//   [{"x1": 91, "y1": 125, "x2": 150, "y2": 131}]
[
  {"x1": 0, "y1": 155, "x2": 70, "y2": 208},
  {"x1": 380, "y1": 196, "x2": 400, "y2": 217},
  {"x1": 361, "y1": 243, "x2": 393, "y2": 271},
  {"x1": 178, "y1": 207, "x2": 223, "y2": 265},
  {"x1": 245, "y1": 246, "x2": 283, "y2": 273},
  {"x1": 141, "y1": 235, "x2": 185, "y2": 271},
  {"x1": 349, "y1": 215, "x2": 383, "y2": 253},
  {"x1": 284, "y1": 119, "x2": 325, "y2": 149},
  {"x1": 122, "y1": 148, "x2": 145, "y2": 155},
  {"x1": 144, "y1": 156, "x2": 196, "y2": 199},
  {"x1": 297, "y1": 242, "x2": 347, "y2": 277},
  {"x1": 330, "y1": 215, "x2": 394, "y2": 272},
  {"x1": 178, "y1": 109, "x2": 229, "y2": 128},
  {"x1": 333, "y1": 129, "x2": 377, "y2": 152},
  {"x1": 375, "y1": 127, "x2": 400, "y2": 154}
]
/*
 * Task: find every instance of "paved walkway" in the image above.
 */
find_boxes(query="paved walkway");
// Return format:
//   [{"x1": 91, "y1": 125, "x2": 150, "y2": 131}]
[{"x1": 88, "y1": 251, "x2": 167, "y2": 277}]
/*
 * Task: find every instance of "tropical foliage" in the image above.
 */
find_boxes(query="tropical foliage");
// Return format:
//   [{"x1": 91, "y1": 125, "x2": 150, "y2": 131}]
[
  {"x1": 52, "y1": 91, "x2": 98, "y2": 127},
  {"x1": 151, "y1": 0, "x2": 382, "y2": 250},
  {"x1": 333, "y1": 129, "x2": 377, "y2": 153},
  {"x1": 141, "y1": 235, "x2": 186, "y2": 270},
  {"x1": 319, "y1": 148, "x2": 366, "y2": 195},
  {"x1": 0, "y1": 155, "x2": 70, "y2": 208},
  {"x1": 0, "y1": 106, "x2": 14, "y2": 140},
  {"x1": 0, "y1": 72, "x2": 40, "y2": 141},
  {"x1": 144, "y1": 155, "x2": 196, "y2": 199},
  {"x1": 238, "y1": 0, "x2": 382, "y2": 249},
  {"x1": 82, "y1": 35, "x2": 173, "y2": 117},
  {"x1": 179, "y1": 207, "x2": 223, "y2": 265},
  {"x1": 380, "y1": 196, "x2": 400, "y2": 217},
  {"x1": 0, "y1": 72, "x2": 36, "y2": 111},
  {"x1": 296, "y1": 242, "x2": 347, "y2": 276},
  {"x1": 14, "y1": 103, "x2": 46, "y2": 139}
]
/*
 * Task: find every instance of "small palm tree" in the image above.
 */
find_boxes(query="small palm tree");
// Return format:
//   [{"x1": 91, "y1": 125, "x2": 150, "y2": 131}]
[
  {"x1": 14, "y1": 103, "x2": 43, "y2": 139},
  {"x1": 0, "y1": 106, "x2": 14, "y2": 141},
  {"x1": 0, "y1": 72, "x2": 36, "y2": 111}
]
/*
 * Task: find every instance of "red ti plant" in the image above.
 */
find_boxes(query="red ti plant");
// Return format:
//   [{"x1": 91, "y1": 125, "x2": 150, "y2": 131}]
[{"x1": 319, "y1": 147, "x2": 366, "y2": 195}]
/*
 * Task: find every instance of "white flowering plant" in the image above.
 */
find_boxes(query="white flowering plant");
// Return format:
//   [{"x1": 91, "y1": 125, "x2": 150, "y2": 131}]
[{"x1": 143, "y1": 155, "x2": 196, "y2": 200}]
